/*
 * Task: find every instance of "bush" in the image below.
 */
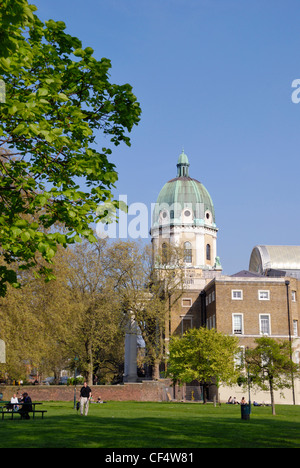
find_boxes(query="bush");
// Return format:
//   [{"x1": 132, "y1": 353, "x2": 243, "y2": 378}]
[{"x1": 67, "y1": 377, "x2": 84, "y2": 386}]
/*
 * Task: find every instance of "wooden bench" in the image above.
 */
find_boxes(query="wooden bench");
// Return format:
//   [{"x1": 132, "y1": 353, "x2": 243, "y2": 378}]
[{"x1": 0, "y1": 407, "x2": 47, "y2": 420}]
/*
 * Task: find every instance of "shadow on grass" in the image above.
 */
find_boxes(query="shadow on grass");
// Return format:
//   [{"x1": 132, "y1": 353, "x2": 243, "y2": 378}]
[{"x1": 0, "y1": 403, "x2": 299, "y2": 448}]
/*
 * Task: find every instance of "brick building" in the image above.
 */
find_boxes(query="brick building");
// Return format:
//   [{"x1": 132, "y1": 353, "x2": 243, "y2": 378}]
[
  {"x1": 150, "y1": 152, "x2": 300, "y2": 404},
  {"x1": 201, "y1": 273, "x2": 300, "y2": 403},
  {"x1": 203, "y1": 275, "x2": 299, "y2": 343}
]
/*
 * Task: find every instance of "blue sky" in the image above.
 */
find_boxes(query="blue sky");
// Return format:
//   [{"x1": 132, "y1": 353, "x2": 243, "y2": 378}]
[{"x1": 33, "y1": 0, "x2": 300, "y2": 274}]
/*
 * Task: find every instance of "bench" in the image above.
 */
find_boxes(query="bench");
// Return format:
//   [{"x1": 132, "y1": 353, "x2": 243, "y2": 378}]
[{"x1": 0, "y1": 407, "x2": 47, "y2": 420}]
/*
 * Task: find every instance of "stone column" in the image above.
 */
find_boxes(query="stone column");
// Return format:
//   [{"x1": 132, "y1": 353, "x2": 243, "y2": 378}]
[{"x1": 123, "y1": 315, "x2": 138, "y2": 383}]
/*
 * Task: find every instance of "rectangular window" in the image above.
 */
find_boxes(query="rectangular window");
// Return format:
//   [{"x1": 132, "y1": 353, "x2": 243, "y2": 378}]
[
  {"x1": 182, "y1": 298, "x2": 192, "y2": 307},
  {"x1": 260, "y1": 314, "x2": 271, "y2": 335},
  {"x1": 292, "y1": 291, "x2": 297, "y2": 302},
  {"x1": 181, "y1": 317, "x2": 192, "y2": 335},
  {"x1": 258, "y1": 290, "x2": 270, "y2": 301},
  {"x1": 293, "y1": 320, "x2": 298, "y2": 337},
  {"x1": 206, "y1": 315, "x2": 216, "y2": 330},
  {"x1": 232, "y1": 314, "x2": 243, "y2": 335},
  {"x1": 232, "y1": 290, "x2": 243, "y2": 300}
]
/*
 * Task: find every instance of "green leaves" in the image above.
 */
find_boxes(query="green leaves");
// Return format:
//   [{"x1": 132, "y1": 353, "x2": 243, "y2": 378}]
[
  {"x1": 0, "y1": 0, "x2": 141, "y2": 294},
  {"x1": 244, "y1": 337, "x2": 300, "y2": 414},
  {"x1": 167, "y1": 328, "x2": 240, "y2": 386}
]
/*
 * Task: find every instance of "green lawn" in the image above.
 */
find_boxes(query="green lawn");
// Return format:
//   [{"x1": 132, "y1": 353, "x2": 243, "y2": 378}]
[{"x1": 0, "y1": 401, "x2": 299, "y2": 448}]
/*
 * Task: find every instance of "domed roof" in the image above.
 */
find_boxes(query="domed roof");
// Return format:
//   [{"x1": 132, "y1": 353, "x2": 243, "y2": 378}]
[
  {"x1": 249, "y1": 245, "x2": 300, "y2": 278},
  {"x1": 152, "y1": 151, "x2": 216, "y2": 229}
]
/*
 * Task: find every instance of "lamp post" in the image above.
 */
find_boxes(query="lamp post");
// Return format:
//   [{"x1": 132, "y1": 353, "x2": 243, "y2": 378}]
[
  {"x1": 285, "y1": 280, "x2": 296, "y2": 405},
  {"x1": 246, "y1": 347, "x2": 251, "y2": 414}
]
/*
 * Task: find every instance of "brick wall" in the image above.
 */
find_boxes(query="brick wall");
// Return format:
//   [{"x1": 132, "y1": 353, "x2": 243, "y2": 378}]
[
  {"x1": 0, "y1": 380, "x2": 170, "y2": 402},
  {"x1": 170, "y1": 290, "x2": 202, "y2": 336}
]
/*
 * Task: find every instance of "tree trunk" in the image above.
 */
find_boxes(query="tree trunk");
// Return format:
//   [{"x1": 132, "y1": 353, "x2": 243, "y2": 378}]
[
  {"x1": 153, "y1": 359, "x2": 160, "y2": 380},
  {"x1": 203, "y1": 383, "x2": 208, "y2": 404},
  {"x1": 269, "y1": 377, "x2": 276, "y2": 416},
  {"x1": 54, "y1": 369, "x2": 60, "y2": 385},
  {"x1": 87, "y1": 340, "x2": 93, "y2": 387}
]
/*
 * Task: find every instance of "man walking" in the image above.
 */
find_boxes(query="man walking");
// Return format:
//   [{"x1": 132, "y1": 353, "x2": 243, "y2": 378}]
[{"x1": 80, "y1": 381, "x2": 92, "y2": 416}]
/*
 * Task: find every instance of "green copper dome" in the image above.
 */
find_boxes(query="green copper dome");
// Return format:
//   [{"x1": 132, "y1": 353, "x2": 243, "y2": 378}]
[{"x1": 152, "y1": 151, "x2": 216, "y2": 229}]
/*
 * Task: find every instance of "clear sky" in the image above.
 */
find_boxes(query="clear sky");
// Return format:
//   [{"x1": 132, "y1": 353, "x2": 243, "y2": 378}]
[{"x1": 33, "y1": 0, "x2": 300, "y2": 274}]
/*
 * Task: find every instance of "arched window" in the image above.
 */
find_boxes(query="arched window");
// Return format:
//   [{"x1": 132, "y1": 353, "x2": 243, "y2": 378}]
[
  {"x1": 206, "y1": 244, "x2": 211, "y2": 261},
  {"x1": 184, "y1": 242, "x2": 192, "y2": 263},
  {"x1": 162, "y1": 243, "x2": 168, "y2": 264}
]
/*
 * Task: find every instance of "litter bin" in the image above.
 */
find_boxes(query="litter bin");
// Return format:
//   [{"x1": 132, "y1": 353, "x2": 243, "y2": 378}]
[{"x1": 241, "y1": 404, "x2": 250, "y2": 420}]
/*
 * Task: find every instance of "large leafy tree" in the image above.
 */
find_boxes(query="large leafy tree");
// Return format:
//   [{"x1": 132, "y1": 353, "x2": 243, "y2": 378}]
[
  {"x1": 65, "y1": 240, "x2": 125, "y2": 386},
  {"x1": 0, "y1": 241, "x2": 125, "y2": 384},
  {"x1": 167, "y1": 328, "x2": 240, "y2": 403},
  {"x1": 245, "y1": 337, "x2": 300, "y2": 415},
  {"x1": 0, "y1": 247, "x2": 76, "y2": 382},
  {"x1": 106, "y1": 241, "x2": 186, "y2": 380},
  {"x1": 0, "y1": 0, "x2": 141, "y2": 295}
]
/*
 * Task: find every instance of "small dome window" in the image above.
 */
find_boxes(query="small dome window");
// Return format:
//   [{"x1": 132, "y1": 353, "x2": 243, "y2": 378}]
[{"x1": 206, "y1": 244, "x2": 211, "y2": 261}]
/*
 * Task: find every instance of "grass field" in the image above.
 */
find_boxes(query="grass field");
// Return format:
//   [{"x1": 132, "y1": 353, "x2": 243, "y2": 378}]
[{"x1": 0, "y1": 401, "x2": 299, "y2": 449}]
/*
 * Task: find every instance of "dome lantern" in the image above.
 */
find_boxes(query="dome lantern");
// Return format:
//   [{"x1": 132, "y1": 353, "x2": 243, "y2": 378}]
[{"x1": 177, "y1": 149, "x2": 190, "y2": 177}]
